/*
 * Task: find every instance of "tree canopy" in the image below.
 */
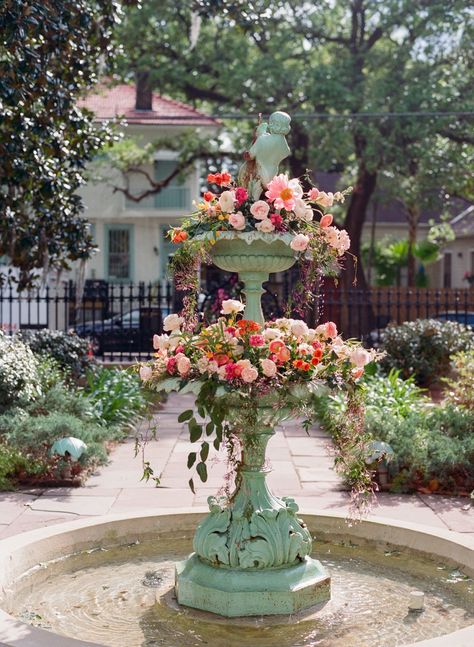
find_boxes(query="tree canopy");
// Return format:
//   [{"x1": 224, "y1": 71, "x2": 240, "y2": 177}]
[
  {"x1": 0, "y1": 1, "x2": 121, "y2": 289},
  {"x1": 117, "y1": 0, "x2": 474, "y2": 287}
]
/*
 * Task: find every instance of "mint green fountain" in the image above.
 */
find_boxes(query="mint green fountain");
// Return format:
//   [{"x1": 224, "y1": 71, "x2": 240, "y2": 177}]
[{"x1": 175, "y1": 112, "x2": 331, "y2": 617}]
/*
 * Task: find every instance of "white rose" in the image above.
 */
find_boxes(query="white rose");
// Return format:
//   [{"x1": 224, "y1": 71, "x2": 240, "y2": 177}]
[
  {"x1": 290, "y1": 233, "x2": 310, "y2": 252},
  {"x1": 250, "y1": 200, "x2": 270, "y2": 220},
  {"x1": 168, "y1": 335, "x2": 183, "y2": 350},
  {"x1": 256, "y1": 218, "x2": 275, "y2": 233},
  {"x1": 294, "y1": 199, "x2": 313, "y2": 222},
  {"x1": 221, "y1": 299, "x2": 245, "y2": 315},
  {"x1": 139, "y1": 365, "x2": 153, "y2": 381},
  {"x1": 260, "y1": 358, "x2": 277, "y2": 377},
  {"x1": 236, "y1": 359, "x2": 251, "y2": 371},
  {"x1": 153, "y1": 334, "x2": 169, "y2": 350},
  {"x1": 263, "y1": 327, "x2": 281, "y2": 341},
  {"x1": 208, "y1": 361, "x2": 219, "y2": 373},
  {"x1": 290, "y1": 319, "x2": 309, "y2": 338},
  {"x1": 218, "y1": 190, "x2": 236, "y2": 213},
  {"x1": 241, "y1": 366, "x2": 259, "y2": 383},
  {"x1": 350, "y1": 347, "x2": 372, "y2": 368},
  {"x1": 197, "y1": 356, "x2": 209, "y2": 373},
  {"x1": 306, "y1": 328, "x2": 316, "y2": 341},
  {"x1": 163, "y1": 313, "x2": 184, "y2": 332}
]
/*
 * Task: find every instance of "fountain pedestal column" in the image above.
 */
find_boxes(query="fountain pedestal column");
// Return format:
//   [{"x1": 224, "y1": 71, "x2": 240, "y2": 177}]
[{"x1": 174, "y1": 234, "x2": 331, "y2": 616}]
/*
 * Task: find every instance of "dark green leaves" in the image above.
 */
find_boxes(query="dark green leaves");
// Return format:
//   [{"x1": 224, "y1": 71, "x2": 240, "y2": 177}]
[
  {"x1": 196, "y1": 461, "x2": 208, "y2": 483},
  {"x1": 187, "y1": 452, "x2": 197, "y2": 469},
  {"x1": 188, "y1": 417, "x2": 202, "y2": 442},
  {"x1": 178, "y1": 409, "x2": 193, "y2": 423},
  {"x1": 200, "y1": 442, "x2": 209, "y2": 462}
]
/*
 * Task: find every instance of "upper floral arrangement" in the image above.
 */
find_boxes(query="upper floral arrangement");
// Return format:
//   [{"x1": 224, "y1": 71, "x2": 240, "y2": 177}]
[{"x1": 169, "y1": 169, "x2": 352, "y2": 263}]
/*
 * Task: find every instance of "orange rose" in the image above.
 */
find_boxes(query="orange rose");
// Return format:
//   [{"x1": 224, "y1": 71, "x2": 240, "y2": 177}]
[{"x1": 171, "y1": 228, "x2": 188, "y2": 244}]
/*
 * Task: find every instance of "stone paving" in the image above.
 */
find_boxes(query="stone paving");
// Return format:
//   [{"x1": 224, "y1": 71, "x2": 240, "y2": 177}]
[{"x1": 1, "y1": 393, "x2": 473, "y2": 540}]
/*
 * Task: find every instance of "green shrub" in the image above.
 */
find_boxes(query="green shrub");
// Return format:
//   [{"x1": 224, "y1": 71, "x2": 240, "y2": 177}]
[
  {"x1": 0, "y1": 410, "x2": 122, "y2": 470},
  {"x1": 443, "y1": 350, "x2": 474, "y2": 411},
  {"x1": 84, "y1": 367, "x2": 149, "y2": 428},
  {"x1": 380, "y1": 319, "x2": 474, "y2": 385},
  {"x1": 0, "y1": 332, "x2": 41, "y2": 410},
  {"x1": 0, "y1": 444, "x2": 42, "y2": 490},
  {"x1": 17, "y1": 329, "x2": 93, "y2": 376}
]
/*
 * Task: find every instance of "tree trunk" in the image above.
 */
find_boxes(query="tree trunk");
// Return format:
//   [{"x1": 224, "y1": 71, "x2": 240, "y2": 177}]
[
  {"x1": 339, "y1": 162, "x2": 377, "y2": 339},
  {"x1": 406, "y1": 205, "x2": 419, "y2": 287}
]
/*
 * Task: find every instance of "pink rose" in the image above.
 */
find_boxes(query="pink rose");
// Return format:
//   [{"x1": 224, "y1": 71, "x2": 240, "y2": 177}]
[
  {"x1": 290, "y1": 233, "x2": 310, "y2": 252},
  {"x1": 320, "y1": 213, "x2": 333, "y2": 228},
  {"x1": 325, "y1": 321, "x2": 338, "y2": 338},
  {"x1": 350, "y1": 347, "x2": 371, "y2": 368},
  {"x1": 241, "y1": 366, "x2": 259, "y2": 383},
  {"x1": 235, "y1": 187, "x2": 248, "y2": 205},
  {"x1": 177, "y1": 356, "x2": 191, "y2": 376},
  {"x1": 250, "y1": 200, "x2": 270, "y2": 220},
  {"x1": 260, "y1": 358, "x2": 277, "y2": 377},
  {"x1": 337, "y1": 230, "x2": 351, "y2": 255},
  {"x1": 256, "y1": 218, "x2": 275, "y2": 233},
  {"x1": 249, "y1": 334, "x2": 265, "y2": 347},
  {"x1": 324, "y1": 226, "x2": 339, "y2": 246},
  {"x1": 228, "y1": 211, "x2": 246, "y2": 230},
  {"x1": 308, "y1": 187, "x2": 319, "y2": 201},
  {"x1": 139, "y1": 365, "x2": 153, "y2": 381}
]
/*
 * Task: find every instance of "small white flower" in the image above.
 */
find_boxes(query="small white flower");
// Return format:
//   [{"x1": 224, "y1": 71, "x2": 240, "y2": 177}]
[
  {"x1": 290, "y1": 319, "x2": 309, "y2": 338},
  {"x1": 163, "y1": 313, "x2": 184, "y2": 332},
  {"x1": 139, "y1": 365, "x2": 153, "y2": 381},
  {"x1": 221, "y1": 299, "x2": 245, "y2": 315}
]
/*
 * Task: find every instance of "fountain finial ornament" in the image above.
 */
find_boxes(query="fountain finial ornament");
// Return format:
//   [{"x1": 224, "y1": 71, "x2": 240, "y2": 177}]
[{"x1": 238, "y1": 110, "x2": 291, "y2": 200}]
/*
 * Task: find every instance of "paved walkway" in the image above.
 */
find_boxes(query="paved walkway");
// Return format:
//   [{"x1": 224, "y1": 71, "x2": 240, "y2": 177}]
[{"x1": 1, "y1": 393, "x2": 473, "y2": 539}]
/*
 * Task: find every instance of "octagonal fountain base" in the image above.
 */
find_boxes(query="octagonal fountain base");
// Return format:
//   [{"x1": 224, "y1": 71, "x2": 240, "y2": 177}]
[{"x1": 175, "y1": 553, "x2": 330, "y2": 616}]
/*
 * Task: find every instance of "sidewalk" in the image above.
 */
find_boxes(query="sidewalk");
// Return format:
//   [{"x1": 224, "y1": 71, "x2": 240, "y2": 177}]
[{"x1": 1, "y1": 393, "x2": 473, "y2": 540}]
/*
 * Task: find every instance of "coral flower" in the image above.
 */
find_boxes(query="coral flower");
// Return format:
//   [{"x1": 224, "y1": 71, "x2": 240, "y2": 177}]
[
  {"x1": 213, "y1": 353, "x2": 230, "y2": 366},
  {"x1": 237, "y1": 320, "x2": 261, "y2": 334},
  {"x1": 203, "y1": 191, "x2": 215, "y2": 202},
  {"x1": 265, "y1": 174, "x2": 303, "y2": 211},
  {"x1": 171, "y1": 228, "x2": 188, "y2": 244},
  {"x1": 320, "y1": 213, "x2": 333, "y2": 228}
]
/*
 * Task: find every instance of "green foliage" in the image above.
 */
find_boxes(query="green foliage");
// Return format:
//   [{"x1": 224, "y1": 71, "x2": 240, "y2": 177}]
[
  {"x1": 84, "y1": 367, "x2": 149, "y2": 427},
  {"x1": 17, "y1": 329, "x2": 93, "y2": 376},
  {"x1": 443, "y1": 350, "x2": 474, "y2": 411},
  {"x1": 118, "y1": 0, "x2": 473, "y2": 285},
  {"x1": 381, "y1": 319, "x2": 474, "y2": 385},
  {"x1": 0, "y1": 1, "x2": 120, "y2": 289},
  {"x1": 0, "y1": 332, "x2": 41, "y2": 410},
  {"x1": 0, "y1": 444, "x2": 39, "y2": 490}
]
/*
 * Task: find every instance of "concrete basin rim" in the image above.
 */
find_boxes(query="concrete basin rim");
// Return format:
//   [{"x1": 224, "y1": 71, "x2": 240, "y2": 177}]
[{"x1": 0, "y1": 508, "x2": 472, "y2": 647}]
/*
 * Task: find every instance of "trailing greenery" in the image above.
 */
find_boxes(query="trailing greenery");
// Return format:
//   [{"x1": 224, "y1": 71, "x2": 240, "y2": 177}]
[
  {"x1": 381, "y1": 319, "x2": 474, "y2": 385},
  {"x1": 17, "y1": 329, "x2": 93, "y2": 377}
]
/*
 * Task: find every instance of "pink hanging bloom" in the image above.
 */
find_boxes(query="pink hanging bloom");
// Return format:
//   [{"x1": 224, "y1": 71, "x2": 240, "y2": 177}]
[
  {"x1": 265, "y1": 174, "x2": 303, "y2": 211},
  {"x1": 308, "y1": 187, "x2": 320, "y2": 201}
]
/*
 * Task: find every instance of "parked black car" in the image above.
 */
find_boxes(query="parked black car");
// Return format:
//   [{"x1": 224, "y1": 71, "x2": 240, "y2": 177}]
[{"x1": 71, "y1": 307, "x2": 163, "y2": 354}]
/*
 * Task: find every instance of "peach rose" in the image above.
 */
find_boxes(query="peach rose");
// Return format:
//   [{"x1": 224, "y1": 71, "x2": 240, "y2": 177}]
[
  {"x1": 218, "y1": 190, "x2": 236, "y2": 213},
  {"x1": 290, "y1": 234, "x2": 310, "y2": 252},
  {"x1": 177, "y1": 356, "x2": 191, "y2": 376},
  {"x1": 228, "y1": 211, "x2": 246, "y2": 230},
  {"x1": 256, "y1": 218, "x2": 275, "y2": 233},
  {"x1": 350, "y1": 347, "x2": 372, "y2": 368},
  {"x1": 250, "y1": 200, "x2": 270, "y2": 220},
  {"x1": 241, "y1": 365, "x2": 259, "y2": 383},
  {"x1": 139, "y1": 365, "x2": 153, "y2": 381},
  {"x1": 260, "y1": 358, "x2": 277, "y2": 377}
]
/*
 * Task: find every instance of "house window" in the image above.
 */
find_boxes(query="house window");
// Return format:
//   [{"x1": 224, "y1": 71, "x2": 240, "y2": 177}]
[
  {"x1": 106, "y1": 225, "x2": 133, "y2": 281},
  {"x1": 154, "y1": 160, "x2": 190, "y2": 210},
  {"x1": 443, "y1": 252, "x2": 452, "y2": 288}
]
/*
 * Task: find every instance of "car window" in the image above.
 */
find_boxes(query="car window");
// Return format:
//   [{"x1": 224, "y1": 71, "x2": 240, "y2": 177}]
[{"x1": 120, "y1": 310, "x2": 140, "y2": 325}]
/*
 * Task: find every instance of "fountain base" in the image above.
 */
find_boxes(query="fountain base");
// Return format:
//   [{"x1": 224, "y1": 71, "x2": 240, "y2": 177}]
[{"x1": 175, "y1": 553, "x2": 330, "y2": 617}]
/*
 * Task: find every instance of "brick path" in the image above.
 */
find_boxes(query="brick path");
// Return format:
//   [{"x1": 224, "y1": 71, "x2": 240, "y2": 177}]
[{"x1": 1, "y1": 393, "x2": 473, "y2": 539}]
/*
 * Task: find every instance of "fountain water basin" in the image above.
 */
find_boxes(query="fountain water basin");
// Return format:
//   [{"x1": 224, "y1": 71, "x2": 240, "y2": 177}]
[{"x1": 0, "y1": 510, "x2": 473, "y2": 647}]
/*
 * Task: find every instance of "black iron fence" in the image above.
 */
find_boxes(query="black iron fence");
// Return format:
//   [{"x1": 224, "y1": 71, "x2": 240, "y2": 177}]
[{"x1": 1, "y1": 280, "x2": 472, "y2": 361}]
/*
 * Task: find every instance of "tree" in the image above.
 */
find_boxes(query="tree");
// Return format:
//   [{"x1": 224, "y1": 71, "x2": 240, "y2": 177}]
[
  {"x1": 0, "y1": 1, "x2": 121, "y2": 289},
  {"x1": 117, "y1": 0, "x2": 473, "y2": 293}
]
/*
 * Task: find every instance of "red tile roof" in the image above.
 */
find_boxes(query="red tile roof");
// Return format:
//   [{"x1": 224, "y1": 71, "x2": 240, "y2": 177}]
[{"x1": 78, "y1": 83, "x2": 218, "y2": 126}]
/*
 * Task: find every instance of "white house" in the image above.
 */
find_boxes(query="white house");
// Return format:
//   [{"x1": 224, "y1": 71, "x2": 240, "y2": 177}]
[{"x1": 77, "y1": 83, "x2": 219, "y2": 285}]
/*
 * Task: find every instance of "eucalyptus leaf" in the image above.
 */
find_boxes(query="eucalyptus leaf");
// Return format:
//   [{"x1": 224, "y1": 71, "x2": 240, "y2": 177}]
[{"x1": 196, "y1": 462, "x2": 208, "y2": 483}]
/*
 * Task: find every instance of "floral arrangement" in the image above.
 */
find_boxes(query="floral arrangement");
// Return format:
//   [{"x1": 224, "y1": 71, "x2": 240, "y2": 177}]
[
  {"x1": 140, "y1": 302, "x2": 375, "y2": 493},
  {"x1": 167, "y1": 170, "x2": 352, "y2": 320},
  {"x1": 170, "y1": 169, "x2": 351, "y2": 262}
]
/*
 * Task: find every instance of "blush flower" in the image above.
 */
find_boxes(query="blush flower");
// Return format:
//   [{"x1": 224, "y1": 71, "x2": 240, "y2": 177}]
[
  {"x1": 256, "y1": 218, "x2": 275, "y2": 233},
  {"x1": 250, "y1": 200, "x2": 270, "y2": 220},
  {"x1": 315, "y1": 191, "x2": 334, "y2": 208},
  {"x1": 241, "y1": 366, "x2": 259, "y2": 383},
  {"x1": 320, "y1": 213, "x2": 333, "y2": 228},
  {"x1": 228, "y1": 211, "x2": 246, "y2": 230},
  {"x1": 265, "y1": 174, "x2": 303, "y2": 211},
  {"x1": 260, "y1": 358, "x2": 277, "y2": 377},
  {"x1": 139, "y1": 365, "x2": 152, "y2": 381},
  {"x1": 290, "y1": 233, "x2": 310, "y2": 252},
  {"x1": 307, "y1": 187, "x2": 320, "y2": 201},
  {"x1": 177, "y1": 356, "x2": 191, "y2": 376},
  {"x1": 163, "y1": 314, "x2": 184, "y2": 332}
]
